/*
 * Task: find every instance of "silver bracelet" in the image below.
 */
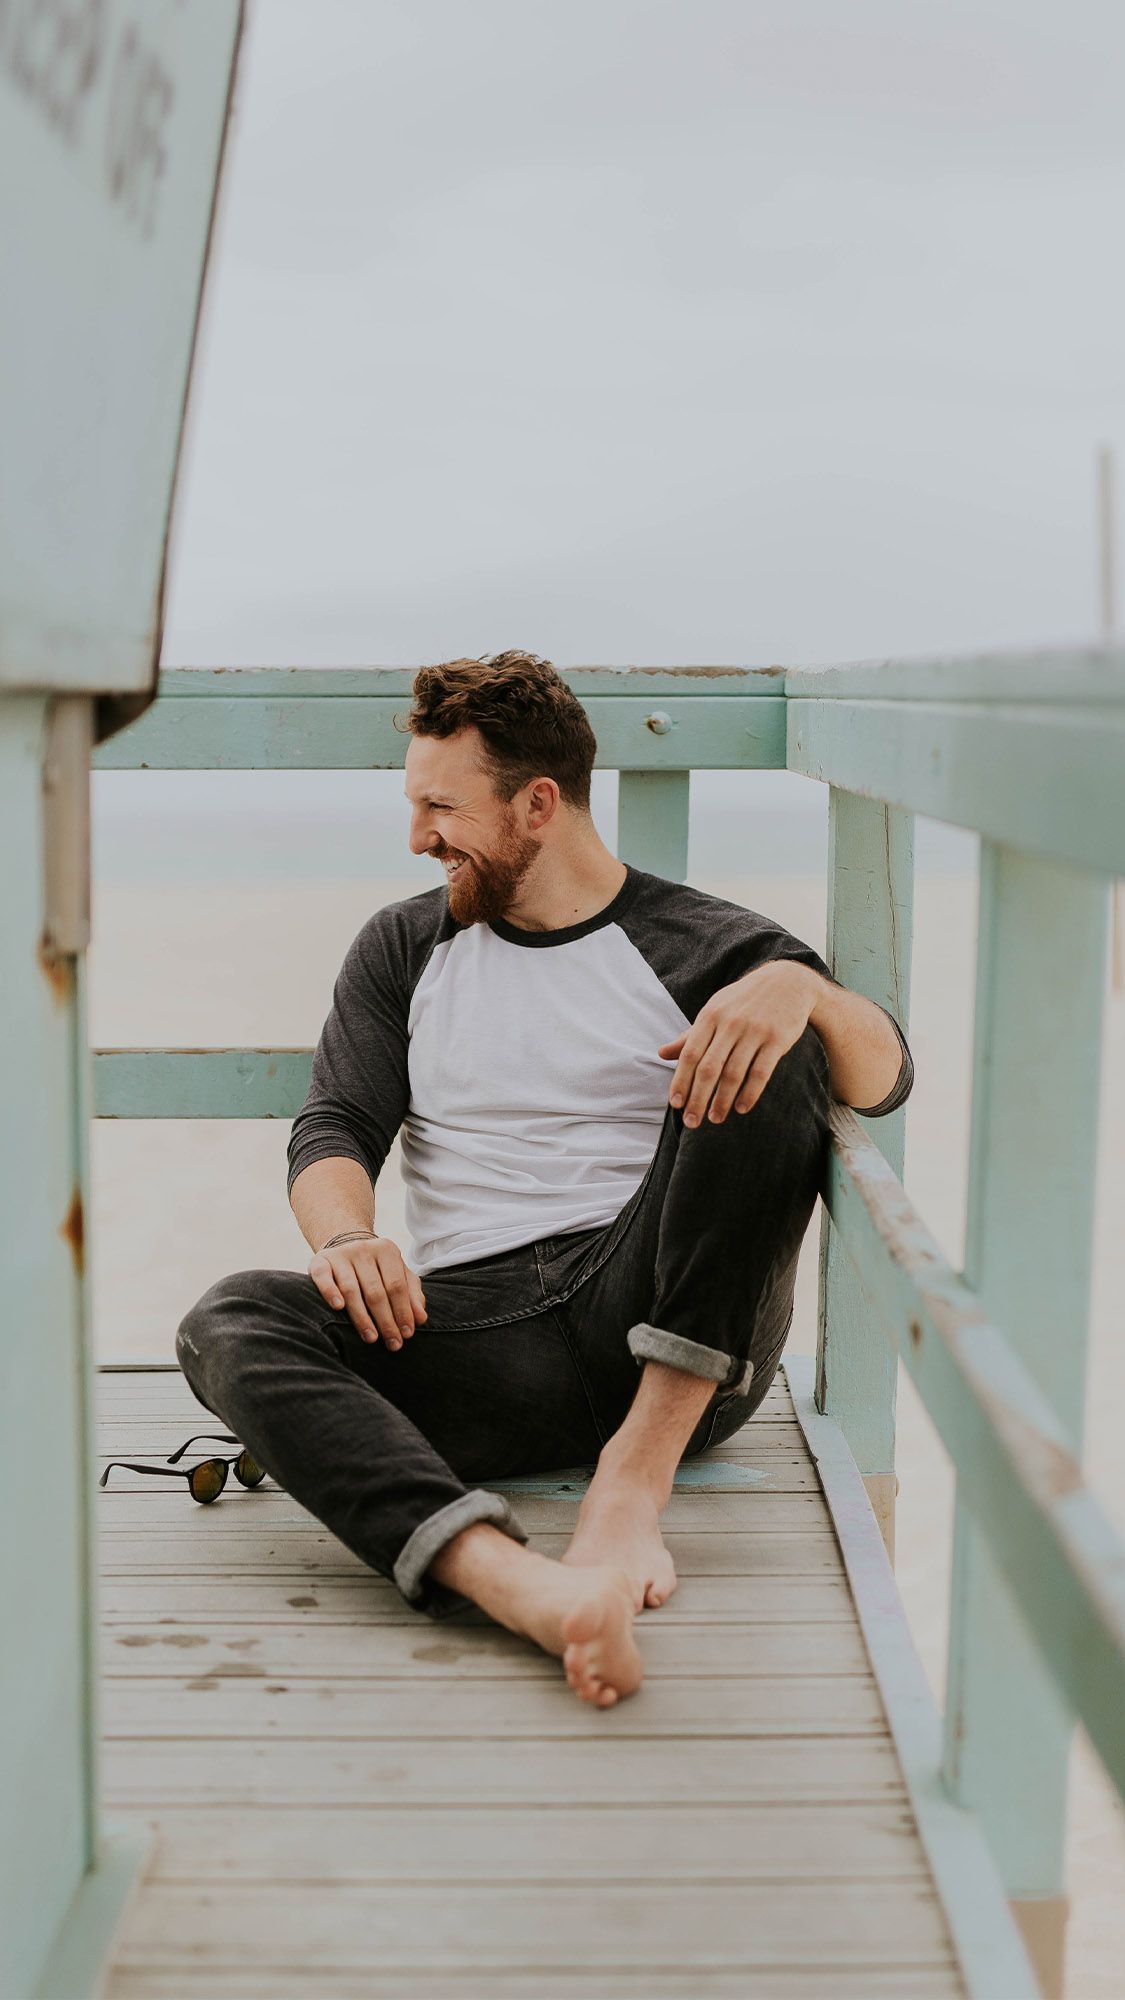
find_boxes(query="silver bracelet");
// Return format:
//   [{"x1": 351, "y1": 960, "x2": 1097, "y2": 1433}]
[{"x1": 320, "y1": 1230, "x2": 379, "y2": 1251}]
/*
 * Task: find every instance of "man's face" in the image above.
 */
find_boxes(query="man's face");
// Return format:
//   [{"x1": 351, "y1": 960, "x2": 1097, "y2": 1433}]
[{"x1": 404, "y1": 729, "x2": 540, "y2": 926}]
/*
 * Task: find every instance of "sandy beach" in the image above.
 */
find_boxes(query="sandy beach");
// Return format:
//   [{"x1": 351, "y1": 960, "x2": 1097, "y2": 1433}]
[{"x1": 87, "y1": 861, "x2": 1125, "y2": 1997}]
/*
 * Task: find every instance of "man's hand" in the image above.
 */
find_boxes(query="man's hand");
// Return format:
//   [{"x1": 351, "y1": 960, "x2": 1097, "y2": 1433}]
[
  {"x1": 309, "y1": 1235, "x2": 428, "y2": 1350},
  {"x1": 659, "y1": 961, "x2": 816, "y2": 1126}
]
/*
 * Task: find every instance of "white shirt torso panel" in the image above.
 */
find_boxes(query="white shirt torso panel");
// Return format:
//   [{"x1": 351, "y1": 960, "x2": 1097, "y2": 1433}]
[
  {"x1": 286, "y1": 866, "x2": 909, "y2": 1281},
  {"x1": 401, "y1": 922, "x2": 689, "y2": 1274}
]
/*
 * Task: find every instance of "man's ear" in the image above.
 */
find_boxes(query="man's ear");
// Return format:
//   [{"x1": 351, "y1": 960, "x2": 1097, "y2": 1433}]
[{"x1": 524, "y1": 776, "x2": 561, "y2": 831}]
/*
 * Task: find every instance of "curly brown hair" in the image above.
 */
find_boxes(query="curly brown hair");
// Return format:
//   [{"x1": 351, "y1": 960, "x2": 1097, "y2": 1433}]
[{"x1": 403, "y1": 652, "x2": 597, "y2": 810}]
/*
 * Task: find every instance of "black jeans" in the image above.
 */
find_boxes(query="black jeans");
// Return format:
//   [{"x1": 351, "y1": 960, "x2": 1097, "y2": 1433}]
[{"x1": 176, "y1": 1025, "x2": 831, "y2": 1614}]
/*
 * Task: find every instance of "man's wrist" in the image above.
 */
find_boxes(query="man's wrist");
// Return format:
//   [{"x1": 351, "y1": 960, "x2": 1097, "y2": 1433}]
[
  {"x1": 318, "y1": 1228, "x2": 379, "y2": 1253},
  {"x1": 803, "y1": 966, "x2": 835, "y2": 1031}
]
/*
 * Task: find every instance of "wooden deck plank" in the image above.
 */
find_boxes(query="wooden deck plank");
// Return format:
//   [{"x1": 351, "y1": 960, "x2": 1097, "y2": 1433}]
[
  {"x1": 103, "y1": 1736, "x2": 911, "y2": 1807},
  {"x1": 95, "y1": 1489, "x2": 831, "y2": 1530},
  {"x1": 96, "y1": 1507, "x2": 835, "y2": 1544},
  {"x1": 116, "y1": 1801, "x2": 934, "y2": 1882},
  {"x1": 97, "y1": 1530, "x2": 848, "y2": 1576},
  {"x1": 100, "y1": 1536, "x2": 844, "y2": 1584},
  {"x1": 109, "y1": 1881, "x2": 960, "y2": 1971},
  {"x1": 96, "y1": 1366, "x2": 968, "y2": 2000},
  {"x1": 97, "y1": 1571, "x2": 857, "y2": 1623},
  {"x1": 99, "y1": 1619, "x2": 874, "y2": 1679},
  {"x1": 106, "y1": 1966, "x2": 963, "y2": 1998},
  {"x1": 100, "y1": 1674, "x2": 887, "y2": 1737}
]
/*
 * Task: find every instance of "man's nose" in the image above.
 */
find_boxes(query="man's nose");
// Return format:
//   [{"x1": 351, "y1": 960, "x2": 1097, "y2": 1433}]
[{"x1": 408, "y1": 812, "x2": 438, "y2": 856}]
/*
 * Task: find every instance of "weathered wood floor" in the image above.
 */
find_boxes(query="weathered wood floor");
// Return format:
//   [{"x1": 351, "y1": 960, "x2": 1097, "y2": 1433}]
[{"x1": 96, "y1": 1364, "x2": 968, "y2": 1998}]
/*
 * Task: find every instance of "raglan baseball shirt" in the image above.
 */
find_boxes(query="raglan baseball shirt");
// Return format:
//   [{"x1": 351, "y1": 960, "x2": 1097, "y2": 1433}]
[{"x1": 286, "y1": 864, "x2": 914, "y2": 1277}]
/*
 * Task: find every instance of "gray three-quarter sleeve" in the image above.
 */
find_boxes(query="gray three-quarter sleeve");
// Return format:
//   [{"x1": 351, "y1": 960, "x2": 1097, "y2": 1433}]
[
  {"x1": 286, "y1": 890, "x2": 451, "y2": 1200},
  {"x1": 617, "y1": 868, "x2": 915, "y2": 1119}
]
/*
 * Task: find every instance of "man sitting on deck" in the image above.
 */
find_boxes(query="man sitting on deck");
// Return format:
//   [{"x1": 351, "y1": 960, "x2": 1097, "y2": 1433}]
[{"x1": 176, "y1": 654, "x2": 913, "y2": 1709}]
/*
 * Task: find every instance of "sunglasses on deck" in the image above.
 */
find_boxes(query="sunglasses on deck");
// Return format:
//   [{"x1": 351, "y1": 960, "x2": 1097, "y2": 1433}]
[{"x1": 99, "y1": 1432, "x2": 267, "y2": 1505}]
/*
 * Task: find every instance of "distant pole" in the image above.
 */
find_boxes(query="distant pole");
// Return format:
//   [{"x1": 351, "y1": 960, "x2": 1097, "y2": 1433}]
[
  {"x1": 1098, "y1": 446, "x2": 1124, "y2": 992},
  {"x1": 1098, "y1": 445, "x2": 1116, "y2": 642}
]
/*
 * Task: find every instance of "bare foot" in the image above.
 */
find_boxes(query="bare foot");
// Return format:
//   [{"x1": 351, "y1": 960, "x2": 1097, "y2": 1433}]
[
  {"x1": 563, "y1": 1478, "x2": 678, "y2": 1611},
  {"x1": 513, "y1": 1558, "x2": 643, "y2": 1708}
]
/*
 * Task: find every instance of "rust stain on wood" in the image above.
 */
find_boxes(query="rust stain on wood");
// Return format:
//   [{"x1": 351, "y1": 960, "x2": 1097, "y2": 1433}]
[
  {"x1": 59, "y1": 1186, "x2": 85, "y2": 1276},
  {"x1": 38, "y1": 931, "x2": 73, "y2": 1004},
  {"x1": 984, "y1": 1396, "x2": 1083, "y2": 1502},
  {"x1": 574, "y1": 665, "x2": 771, "y2": 680}
]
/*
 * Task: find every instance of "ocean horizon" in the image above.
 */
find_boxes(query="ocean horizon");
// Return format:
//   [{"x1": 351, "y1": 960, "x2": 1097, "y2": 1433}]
[{"x1": 92, "y1": 768, "x2": 978, "y2": 887}]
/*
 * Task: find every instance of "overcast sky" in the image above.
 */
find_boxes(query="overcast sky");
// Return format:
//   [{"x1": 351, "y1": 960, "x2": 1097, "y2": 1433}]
[{"x1": 160, "y1": 0, "x2": 1125, "y2": 671}]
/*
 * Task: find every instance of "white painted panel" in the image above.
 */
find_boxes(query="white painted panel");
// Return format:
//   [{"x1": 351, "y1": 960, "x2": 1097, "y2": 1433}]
[{"x1": 0, "y1": 0, "x2": 242, "y2": 697}]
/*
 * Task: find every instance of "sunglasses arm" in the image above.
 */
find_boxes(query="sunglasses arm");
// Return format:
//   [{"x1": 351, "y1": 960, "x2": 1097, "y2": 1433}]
[
  {"x1": 100, "y1": 1461, "x2": 190, "y2": 1486},
  {"x1": 166, "y1": 1432, "x2": 241, "y2": 1465}
]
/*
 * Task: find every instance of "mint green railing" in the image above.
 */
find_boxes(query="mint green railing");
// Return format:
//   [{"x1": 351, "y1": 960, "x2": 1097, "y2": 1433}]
[{"x1": 93, "y1": 655, "x2": 1125, "y2": 1998}]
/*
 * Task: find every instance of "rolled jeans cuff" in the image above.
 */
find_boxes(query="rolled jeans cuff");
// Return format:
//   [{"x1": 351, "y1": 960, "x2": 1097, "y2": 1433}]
[
  {"x1": 393, "y1": 1489, "x2": 529, "y2": 1608},
  {"x1": 627, "y1": 1323, "x2": 755, "y2": 1396}
]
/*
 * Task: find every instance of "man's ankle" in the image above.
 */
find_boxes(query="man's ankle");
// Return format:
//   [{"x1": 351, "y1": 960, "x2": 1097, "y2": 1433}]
[{"x1": 590, "y1": 1436, "x2": 675, "y2": 1506}]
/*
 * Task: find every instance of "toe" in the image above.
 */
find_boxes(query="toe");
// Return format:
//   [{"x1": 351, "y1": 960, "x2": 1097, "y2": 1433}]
[{"x1": 565, "y1": 1646, "x2": 595, "y2": 1699}]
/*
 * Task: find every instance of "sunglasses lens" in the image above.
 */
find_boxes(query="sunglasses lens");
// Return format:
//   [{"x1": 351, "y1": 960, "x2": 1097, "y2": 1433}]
[
  {"x1": 189, "y1": 1460, "x2": 227, "y2": 1504},
  {"x1": 235, "y1": 1450, "x2": 266, "y2": 1489}
]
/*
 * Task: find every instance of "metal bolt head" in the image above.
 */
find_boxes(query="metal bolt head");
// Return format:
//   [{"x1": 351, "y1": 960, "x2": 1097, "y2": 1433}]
[{"x1": 645, "y1": 710, "x2": 673, "y2": 735}]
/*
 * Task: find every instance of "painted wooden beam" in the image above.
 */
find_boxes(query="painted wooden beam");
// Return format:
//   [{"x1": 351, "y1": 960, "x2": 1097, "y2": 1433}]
[
  {"x1": 93, "y1": 694, "x2": 786, "y2": 773},
  {"x1": 784, "y1": 646, "x2": 1125, "y2": 704},
  {"x1": 815, "y1": 791, "x2": 914, "y2": 1561},
  {"x1": 617, "y1": 772, "x2": 691, "y2": 881},
  {"x1": 128, "y1": 650, "x2": 1125, "y2": 705},
  {"x1": 1, "y1": 11, "x2": 244, "y2": 1989},
  {"x1": 821, "y1": 1104, "x2": 1125, "y2": 1809},
  {"x1": 154, "y1": 666, "x2": 785, "y2": 699},
  {"x1": 93, "y1": 1050, "x2": 312, "y2": 1120},
  {"x1": 1, "y1": 699, "x2": 92, "y2": 1993},
  {"x1": 941, "y1": 845, "x2": 1110, "y2": 1990},
  {"x1": 32, "y1": 1827, "x2": 151, "y2": 2000},
  {"x1": 786, "y1": 1357, "x2": 1039, "y2": 2000},
  {"x1": 787, "y1": 697, "x2": 1125, "y2": 875}
]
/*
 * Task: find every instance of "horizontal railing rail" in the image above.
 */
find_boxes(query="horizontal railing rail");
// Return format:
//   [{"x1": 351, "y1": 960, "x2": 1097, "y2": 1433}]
[
  {"x1": 92, "y1": 653, "x2": 1125, "y2": 1998},
  {"x1": 93, "y1": 1048, "x2": 312, "y2": 1120},
  {"x1": 825, "y1": 1103, "x2": 1125, "y2": 1801}
]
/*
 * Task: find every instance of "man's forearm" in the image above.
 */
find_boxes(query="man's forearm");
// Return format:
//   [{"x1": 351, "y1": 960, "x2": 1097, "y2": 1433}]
[
  {"x1": 289, "y1": 1157, "x2": 376, "y2": 1254},
  {"x1": 806, "y1": 971, "x2": 905, "y2": 1111}
]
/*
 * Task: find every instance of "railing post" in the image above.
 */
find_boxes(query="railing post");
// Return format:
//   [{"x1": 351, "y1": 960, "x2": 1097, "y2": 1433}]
[
  {"x1": 815, "y1": 788, "x2": 914, "y2": 1563},
  {"x1": 0, "y1": 9, "x2": 244, "y2": 1987},
  {"x1": 942, "y1": 841, "x2": 1110, "y2": 2000},
  {"x1": 617, "y1": 771, "x2": 691, "y2": 881},
  {"x1": 0, "y1": 698, "x2": 92, "y2": 1991}
]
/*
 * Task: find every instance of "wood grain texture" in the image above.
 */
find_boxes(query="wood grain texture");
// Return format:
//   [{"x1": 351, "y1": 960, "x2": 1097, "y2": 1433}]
[
  {"x1": 787, "y1": 693, "x2": 1125, "y2": 876},
  {"x1": 100, "y1": 1621, "x2": 873, "y2": 1681},
  {"x1": 110, "y1": 1880, "x2": 959, "y2": 1971},
  {"x1": 97, "y1": 1571, "x2": 856, "y2": 1624},
  {"x1": 814, "y1": 785, "x2": 912, "y2": 1513},
  {"x1": 116, "y1": 1801, "x2": 933, "y2": 1883},
  {"x1": 97, "y1": 1366, "x2": 965, "y2": 1998},
  {"x1": 944, "y1": 844, "x2": 1110, "y2": 1921},
  {"x1": 106, "y1": 1969, "x2": 964, "y2": 2000},
  {"x1": 91, "y1": 692, "x2": 787, "y2": 774}
]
